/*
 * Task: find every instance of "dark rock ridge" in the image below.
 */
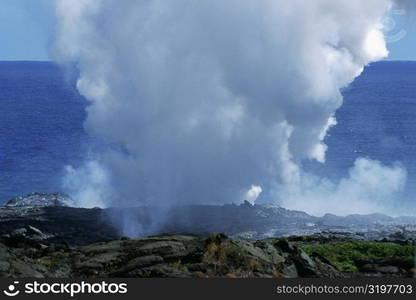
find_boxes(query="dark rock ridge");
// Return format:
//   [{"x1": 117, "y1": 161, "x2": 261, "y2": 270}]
[
  {"x1": 2, "y1": 193, "x2": 416, "y2": 246},
  {"x1": 0, "y1": 193, "x2": 118, "y2": 246},
  {"x1": 1, "y1": 193, "x2": 416, "y2": 278}
]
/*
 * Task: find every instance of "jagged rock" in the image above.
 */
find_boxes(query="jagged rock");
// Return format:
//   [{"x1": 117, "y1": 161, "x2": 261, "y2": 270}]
[
  {"x1": 3, "y1": 192, "x2": 416, "y2": 245},
  {"x1": 5, "y1": 192, "x2": 75, "y2": 208},
  {"x1": 291, "y1": 248, "x2": 318, "y2": 277},
  {"x1": 254, "y1": 241, "x2": 286, "y2": 264},
  {"x1": 9, "y1": 261, "x2": 44, "y2": 278},
  {"x1": 11, "y1": 228, "x2": 27, "y2": 237},
  {"x1": 311, "y1": 256, "x2": 343, "y2": 278},
  {"x1": 3, "y1": 226, "x2": 53, "y2": 247},
  {"x1": 274, "y1": 239, "x2": 296, "y2": 253},
  {"x1": 0, "y1": 205, "x2": 119, "y2": 246},
  {"x1": 1, "y1": 192, "x2": 416, "y2": 278},
  {"x1": 137, "y1": 241, "x2": 187, "y2": 257},
  {"x1": 1, "y1": 233, "x2": 415, "y2": 278},
  {"x1": 125, "y1": 255, "x2": 164, "y2": 269},
  {"x1": 360, "y1": 264, "x2": 403, "y2": 274},
  {"x1": 27, "y1": 225, "x2": 43, "y2": 236},
  {"x1": 282, "y1": 264, "x2": 298, "y2": 278},
  {"x1": 380, "y1": 258, "x2": 414, "y2": 270},
  {"x1": 0, "y1": 235, "x2": 345, "y2": 278}
]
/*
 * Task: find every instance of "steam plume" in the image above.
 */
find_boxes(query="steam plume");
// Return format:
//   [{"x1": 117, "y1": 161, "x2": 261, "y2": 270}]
[{"x1": 54, "y1": 0, "x2": 406, "y2": 217}]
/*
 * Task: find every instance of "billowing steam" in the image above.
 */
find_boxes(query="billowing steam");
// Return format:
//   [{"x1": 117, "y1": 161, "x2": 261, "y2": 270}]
[
  {"x1": 54, "y1": 0, "x2": 407, "y2": 217},
  {"x1": 281, "y1": 158, "x2": 407, "y2": 216}
]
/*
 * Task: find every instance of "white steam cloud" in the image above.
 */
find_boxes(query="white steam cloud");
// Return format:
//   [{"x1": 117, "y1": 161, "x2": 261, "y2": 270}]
[
  {"x1": 245, "y1": 185, "x2": 263, "y2": 205},
  {"x1": 54, "y1": 0, "x2": 406, "y2": 216},
  {"x1": 281, "y1": 158, "x2": 407, "y2": 216}
]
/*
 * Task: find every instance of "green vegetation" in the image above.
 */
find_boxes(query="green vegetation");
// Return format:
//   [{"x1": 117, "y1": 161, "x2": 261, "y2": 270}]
[{"x1": 300, "y1": 242, "x2": 416, "y2": 272}]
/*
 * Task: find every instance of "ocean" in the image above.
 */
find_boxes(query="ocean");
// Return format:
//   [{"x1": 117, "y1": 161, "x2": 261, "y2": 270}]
[
  {"x1": 0, "y1": 61, "x2": 415, "y2": 205},
  {"x1": 0, "y1": 61, "x2": 88, "y2": 202},
  {"x1": 308, "y1": 61, "x2": 416, "y2": 203}
]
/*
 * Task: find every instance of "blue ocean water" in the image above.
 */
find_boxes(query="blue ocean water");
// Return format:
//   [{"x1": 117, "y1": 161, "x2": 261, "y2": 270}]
[
  {"x1": 0, "y1": 61, "x2": 415, "y2": 205},
  {"x1": 305, "y1": 61, "x2": 416, "y2": 209},
  {"x1": 0, "y1": 61, "x2": 89, "y2": 202}
]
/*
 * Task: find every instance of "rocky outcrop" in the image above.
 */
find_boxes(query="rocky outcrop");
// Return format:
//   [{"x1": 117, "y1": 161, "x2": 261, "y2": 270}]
[
  {"x1": 2, "y1": 231, "x2": 414, "y2": 278},
  {"x1": 1, "y1": 231, "x2": 414, "y2": 278},
  {"x1": 2, "y1": 192, "x2": 416, "y2": 246},
  {"x1": 0, "y1": 234, "x2": 345, "y2": 278},
  {"x1": 0, "y1": 205, "x2": 119, "y2": 246},
  {"x1": 5, "y1": 192, "x2": 75, "y2": 207},
  {"x1": 0, "y1": 193, "x2": 416, "y2": 278}
]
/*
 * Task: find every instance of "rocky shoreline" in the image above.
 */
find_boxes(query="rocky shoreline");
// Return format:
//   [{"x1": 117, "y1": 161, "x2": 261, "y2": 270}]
[
  {"x1": 1, "y1": 231, "x2": 415, "y2": 278},
  {"x1": 1, "y1": 192, "x2": 416, "y2": 278}
]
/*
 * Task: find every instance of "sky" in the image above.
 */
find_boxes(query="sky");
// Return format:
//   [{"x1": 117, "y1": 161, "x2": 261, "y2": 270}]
[
  {"x1": 0, "y1": 0, "x2": 53, "y2": 61},
  {"x1": 0, "y1": 0, "x2": 415, "y2": 61}
]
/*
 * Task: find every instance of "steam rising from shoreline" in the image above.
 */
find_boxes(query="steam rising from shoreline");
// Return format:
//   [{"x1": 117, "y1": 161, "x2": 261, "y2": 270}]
[{"x1": 54, "y1": 0, "x2": 407, "y2": 218}]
